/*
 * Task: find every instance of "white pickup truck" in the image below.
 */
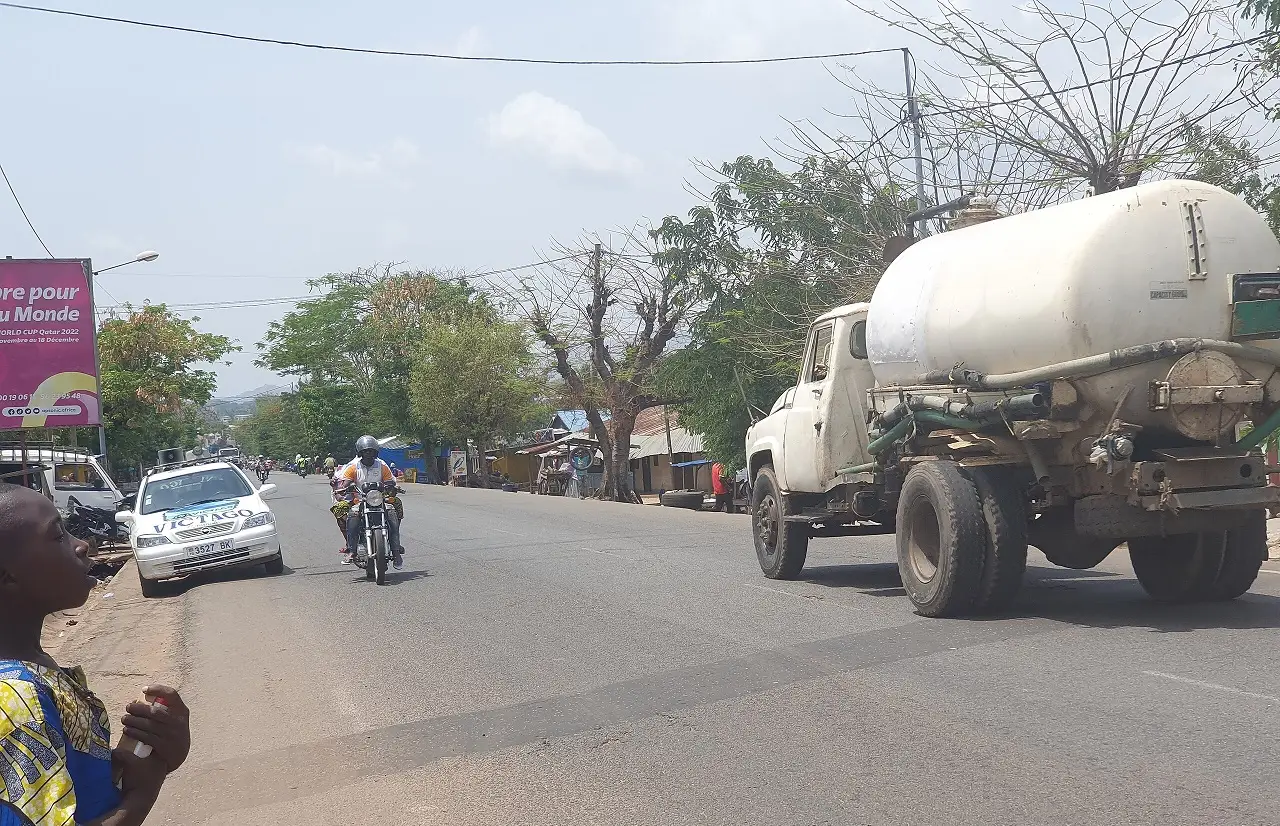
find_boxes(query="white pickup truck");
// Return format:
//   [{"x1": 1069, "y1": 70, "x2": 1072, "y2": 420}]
[{"x1": 745, "y1": 180, "x2": 1280, "y2": 617}]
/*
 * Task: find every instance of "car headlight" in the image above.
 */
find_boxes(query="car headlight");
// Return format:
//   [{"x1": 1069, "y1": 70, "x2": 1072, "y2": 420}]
[
  {"x1": 242, "y1": 512, "x2": 275, "y2": 529},
  {"x1": 136, "y1": 535, "x2": 172, "y2": 549},
  {"x1": 364, "y1": 489, "x2": 385, "y2": 507}
]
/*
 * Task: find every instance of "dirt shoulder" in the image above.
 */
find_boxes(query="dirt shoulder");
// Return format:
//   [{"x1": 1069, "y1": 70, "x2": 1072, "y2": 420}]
[{"x1": 43, "y1": 559, "x2": 188, "y2": 726}]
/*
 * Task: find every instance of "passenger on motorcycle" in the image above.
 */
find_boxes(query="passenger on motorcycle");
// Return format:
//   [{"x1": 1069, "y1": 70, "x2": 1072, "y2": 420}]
[{"x1": 338, "y1": 435, "x2": 405, "y2": 569}]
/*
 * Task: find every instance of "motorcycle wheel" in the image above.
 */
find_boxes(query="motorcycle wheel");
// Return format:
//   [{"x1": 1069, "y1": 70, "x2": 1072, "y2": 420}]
[
  {"x1": 372, "y1": 534, "x2": 388, "y2": 586},
  {"x1": 363, "y1": 545, "x2": 375, "y2": 581}
]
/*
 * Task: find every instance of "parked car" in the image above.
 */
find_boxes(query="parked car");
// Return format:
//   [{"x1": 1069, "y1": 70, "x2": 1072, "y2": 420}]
[
  {"x1": 116, "y1": 458, "x2": 282, "y2": 597},
  {"x1": 0, "y1": 446, "x2": 122, "y2": 512}
]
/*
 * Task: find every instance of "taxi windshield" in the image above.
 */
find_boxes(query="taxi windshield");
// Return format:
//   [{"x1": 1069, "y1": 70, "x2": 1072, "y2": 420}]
[{"x1": 139, "y1": 468, "x2": 252, "y2": 515}]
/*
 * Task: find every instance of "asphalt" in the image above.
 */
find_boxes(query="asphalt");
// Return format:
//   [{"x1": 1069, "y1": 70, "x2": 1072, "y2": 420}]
[{"x1": 144, "y1": 473, "x2": 1280, "y2": 825}]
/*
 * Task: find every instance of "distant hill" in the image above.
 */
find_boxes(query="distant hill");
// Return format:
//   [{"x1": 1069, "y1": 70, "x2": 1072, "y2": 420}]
[{"x1": 208, "y1": 382, "x2": 294, "y2": 418}]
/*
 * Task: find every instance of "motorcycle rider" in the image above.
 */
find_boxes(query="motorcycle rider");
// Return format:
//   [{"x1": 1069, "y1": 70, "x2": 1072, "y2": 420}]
[
  {"x1": 324, "y1": 454, "x2": 337, "y2": 478},
  {"x1": 338, "y1": 435, "x2": 404, "y2": 569}
]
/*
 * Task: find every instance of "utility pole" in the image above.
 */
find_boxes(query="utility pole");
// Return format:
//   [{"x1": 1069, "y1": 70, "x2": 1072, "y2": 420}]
[{"x1": 903, "y1": 47, "x2": 929, "y2": 237}]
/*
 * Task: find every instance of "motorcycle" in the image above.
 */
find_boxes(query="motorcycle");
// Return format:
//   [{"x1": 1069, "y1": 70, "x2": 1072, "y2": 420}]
[
  {"x1": 257, "y1": 464, "x2": 271, "y2": 484},
  {"x1": 350, "y1": 481, "x2": 402, "y2": 586},
  {"x1": 325, "y1": 465, "x2": 336, "y2": 480},
  {"x1": 66, "y1": 496, "x2": 129, "y2": 550},
  {"x1": 297, "y1": 463, "x2": 308, "y2": 478}
]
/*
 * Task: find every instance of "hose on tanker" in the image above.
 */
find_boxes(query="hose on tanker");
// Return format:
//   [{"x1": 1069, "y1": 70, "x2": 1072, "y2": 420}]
[
  {"x1": 909, "y1": 338, "x2": 1280, "y2": 391},
  {"x1": 875, "y1": 392, "x2": 1046, "y2": 430},
  {"x1": 841, "y1": 409, "x2": 996, "y2": 475}
]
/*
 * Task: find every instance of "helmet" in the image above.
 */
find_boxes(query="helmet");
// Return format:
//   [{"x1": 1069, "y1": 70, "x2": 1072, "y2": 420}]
[{"x1": 355, "y1": 435, "x2": 379, "y2": 465}]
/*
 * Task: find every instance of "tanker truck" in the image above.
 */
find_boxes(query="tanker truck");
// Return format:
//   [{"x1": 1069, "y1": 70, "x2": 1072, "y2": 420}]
[{"x1": 745, "y1": 179, "x2": 1280, "y2": 617}]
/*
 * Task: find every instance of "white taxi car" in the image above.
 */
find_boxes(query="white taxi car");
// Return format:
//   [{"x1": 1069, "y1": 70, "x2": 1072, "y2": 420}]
[{"x1": 116, "y1": 459, "x2": 282, "y2": 597}]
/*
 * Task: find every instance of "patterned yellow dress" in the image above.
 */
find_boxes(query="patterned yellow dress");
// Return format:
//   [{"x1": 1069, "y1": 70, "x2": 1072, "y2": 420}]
[{"x1": 0, "y1": 661, "x2": 119, "y2": 825}]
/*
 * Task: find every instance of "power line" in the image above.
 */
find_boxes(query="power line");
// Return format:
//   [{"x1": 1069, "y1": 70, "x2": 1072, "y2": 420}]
[
  {"x1": 924, "y1": 34, "x2": 1268, "y2": 118},
  {"x1": 0, "y1": 3, "x2": 905, "y2": 67},
  {"x1": 0, "y1": 159, "x2": 53, "y2": 257}
]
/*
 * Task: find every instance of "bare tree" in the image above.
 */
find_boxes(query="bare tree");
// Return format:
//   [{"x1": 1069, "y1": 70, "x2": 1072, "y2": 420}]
[
  {"x1": 493, "y1": 229, "x2": 703, "y2": 502},
  {"x1": 836, "y1": 0, "x2": 1277, "y2": 209}
]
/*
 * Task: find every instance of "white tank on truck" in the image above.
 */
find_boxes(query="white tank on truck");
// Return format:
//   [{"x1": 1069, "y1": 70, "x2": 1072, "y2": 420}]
[
  {"x1": 868, "y1": 179, "x2": 1280, "y2": 438},
  {"x1": 744, "y1": 179, "x2": 1280, "y2": 618}
]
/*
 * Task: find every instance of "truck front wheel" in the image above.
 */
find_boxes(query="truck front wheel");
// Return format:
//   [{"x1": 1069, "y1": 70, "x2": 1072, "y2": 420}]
[
  {"x1": 751, "y1": 465, "x2": 808, "y2": 580},
  {"x1": 896, "y1": 461, "x2": 987, "y2": 617},
  {"x1": 1129, "y1": 532, "x2": 1224, "y2": 602}
]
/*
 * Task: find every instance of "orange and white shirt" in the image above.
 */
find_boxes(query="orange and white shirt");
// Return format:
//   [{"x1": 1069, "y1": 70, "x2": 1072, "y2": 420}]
[{"x1": 338, "y1": 458, "x2": 394, "y2": 500}]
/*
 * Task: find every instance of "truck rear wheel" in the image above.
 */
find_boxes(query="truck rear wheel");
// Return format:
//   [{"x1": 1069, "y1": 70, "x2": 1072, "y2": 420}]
[
  {"x1": 967, "y1": 467, "x2": 1028, "y2": 614},
  {"x1": 1129, "y1": 532, "x2": 1224, "y2": 602},
  {"x1": 751, "y1": 465, "x2": 808, "y2": 580},
  {"x1": 1209, "y1": 511, "x2": 1267, "y2": 600},
  {"x1": 896, "y1": 461, "x2": 986, "y2": 617}
]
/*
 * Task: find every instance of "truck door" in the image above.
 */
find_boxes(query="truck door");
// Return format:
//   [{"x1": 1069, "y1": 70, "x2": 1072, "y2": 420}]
[
  {"x1": 782, "y1": 321, "x2": 835, "y2": 493},
  {"x1": 817, "y1": 314, "x2": 875, "y2": 488}
]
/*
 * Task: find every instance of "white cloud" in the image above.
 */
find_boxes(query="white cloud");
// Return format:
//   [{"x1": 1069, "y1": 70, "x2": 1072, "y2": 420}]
[
  {"x1": 453, "y1": 26, "x2": 485, "y2": 56},
  {"x1": 487, "y1": 92, "x2": 642, "y2": 177},
  {"x1": 291, "y1": 138, "x2": 423, "y2": 177},
  {"x1": 655, "y1": 0, "x2": 861, "y2": 60}
]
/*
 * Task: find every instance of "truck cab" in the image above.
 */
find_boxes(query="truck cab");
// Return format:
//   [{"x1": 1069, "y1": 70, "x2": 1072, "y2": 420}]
[{"x1": 746, "y1": 303, "x2": 875, "y2": 496}]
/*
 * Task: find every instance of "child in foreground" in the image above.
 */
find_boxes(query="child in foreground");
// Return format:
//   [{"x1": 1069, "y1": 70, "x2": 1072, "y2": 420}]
[{"x1": 0, "y1": 485, "x2": 190, "y2": 825}]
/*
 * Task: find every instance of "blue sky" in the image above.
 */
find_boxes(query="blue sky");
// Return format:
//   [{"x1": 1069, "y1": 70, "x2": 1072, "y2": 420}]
[
  {"x1": 2, "y1": 1, "x2": 1252, "y2": 395},
  {"x1": 0, "y1": 0, "x2": 919, "y2": 394}
]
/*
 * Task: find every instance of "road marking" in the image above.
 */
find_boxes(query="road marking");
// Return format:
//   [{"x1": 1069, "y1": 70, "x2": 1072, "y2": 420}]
[
  {"x1": 1143, "y1": 671, "x2": 1280, "y2": 706},
  {"x1": 1258, "y1": 567, "x2": 1280, "y2": 576}
]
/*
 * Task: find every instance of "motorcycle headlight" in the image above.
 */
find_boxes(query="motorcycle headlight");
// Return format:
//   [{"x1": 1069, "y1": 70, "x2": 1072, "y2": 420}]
[
  {"x1": 136, "y1": 535, "x2": 172, "y2": 549},
  {"x1": 364, "y1": 489, "x2": 385, "y2": 507},
  {"x1": 242, "y1": 512, "x2": 275, "y2": 529}
]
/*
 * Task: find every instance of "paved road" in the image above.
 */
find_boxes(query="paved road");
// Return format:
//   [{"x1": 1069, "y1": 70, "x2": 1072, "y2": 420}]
[{"x1": 146, "y1": 473, "x2": 1280, "y2": 825}]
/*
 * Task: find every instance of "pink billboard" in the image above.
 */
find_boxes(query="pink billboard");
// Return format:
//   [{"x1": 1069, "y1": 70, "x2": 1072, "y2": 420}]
[{"x1": 0, "y1": 259, "x2": 101, "y2": 430}]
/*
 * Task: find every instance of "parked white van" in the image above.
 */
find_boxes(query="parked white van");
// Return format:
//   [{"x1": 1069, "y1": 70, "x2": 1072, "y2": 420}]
[{"x1": 0, "y1": 447, "x2": 123, "y2": 512}]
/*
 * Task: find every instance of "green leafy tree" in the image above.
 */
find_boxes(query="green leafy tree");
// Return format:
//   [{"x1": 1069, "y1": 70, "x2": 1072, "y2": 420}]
[
  {"x1": 409, "y1": 317, "x2": 548, "y2": 487},
  {"x1": 96, "y1": 305, "x2": 238, "y2": 466},
  {"x1": 654, "y1": 156, "x2": 909, "y2": 465},
  {"x1": 257, "y1": 265, "x2": 482, "y2": 456}
]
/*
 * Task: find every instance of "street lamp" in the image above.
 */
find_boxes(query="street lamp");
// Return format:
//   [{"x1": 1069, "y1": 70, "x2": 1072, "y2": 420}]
[
  {"x1": 93, "y1": 250, "x2": 159, "y2": 275},
  {"x1": 90, "y1": 250, "x2": 158, "y2": 459}
]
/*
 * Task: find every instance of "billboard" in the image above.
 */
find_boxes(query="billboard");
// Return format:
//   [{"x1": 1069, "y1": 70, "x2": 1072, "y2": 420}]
[{"x1": 0, "y1": 259, "x2": 101, "y2": 430}]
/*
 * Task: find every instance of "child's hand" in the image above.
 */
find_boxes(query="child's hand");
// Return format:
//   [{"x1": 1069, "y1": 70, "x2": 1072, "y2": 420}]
[{"x1": 120, "y1": 685, "x2": 191, "y2": 772}]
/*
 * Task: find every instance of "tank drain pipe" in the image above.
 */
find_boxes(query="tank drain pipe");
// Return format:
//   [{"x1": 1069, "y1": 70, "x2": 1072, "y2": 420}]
[
  {"x1": 911, "y1": 339, "x2": 1280, "y2": 390},
  {"x1": 1023, "y1": 441, "x2": 1052, "y2": 485}
]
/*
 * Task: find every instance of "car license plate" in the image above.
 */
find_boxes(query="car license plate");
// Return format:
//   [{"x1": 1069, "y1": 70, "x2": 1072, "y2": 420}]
[{"x1": 186, "y1": 538, "x2": 234, "y2": 558}]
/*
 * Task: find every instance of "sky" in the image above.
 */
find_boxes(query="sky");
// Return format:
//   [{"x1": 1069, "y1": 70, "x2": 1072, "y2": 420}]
[{"x1": 0, "y1": 0, "x2": 1262, "y2": 396}]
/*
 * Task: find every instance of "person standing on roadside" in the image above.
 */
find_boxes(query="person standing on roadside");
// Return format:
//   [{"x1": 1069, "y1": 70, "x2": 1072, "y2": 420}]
[
  {"x1": 0, "y1": 485, "x2": 191, "y2": 826},
  {"x1": 711, "y1": 461, "x2": 733, "y2": 513}
]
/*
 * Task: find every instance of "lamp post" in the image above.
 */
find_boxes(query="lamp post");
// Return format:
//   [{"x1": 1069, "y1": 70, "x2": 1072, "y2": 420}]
[
  {"x1": 93, "y1": 249, "x2": 159, "y2": 276},
  {"x1": 90, "y1": 251, "x2": 159, "y2": 458}
]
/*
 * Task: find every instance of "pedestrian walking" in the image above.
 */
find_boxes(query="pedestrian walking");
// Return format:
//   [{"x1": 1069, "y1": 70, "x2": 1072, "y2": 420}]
[{"x1": 712, "y1": 461, "x2": 734, "y2": 513}]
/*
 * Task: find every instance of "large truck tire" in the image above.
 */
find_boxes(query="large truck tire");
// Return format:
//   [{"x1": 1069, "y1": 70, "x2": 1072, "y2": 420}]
[
  {"x1": 1129, "y1": 532, "x2": 1225, "y2": 602},
  {"x1": 751, "y1": 465, "x2": 808, "y2": 580},
  {"x1": 1210, "y1": 511, "x2": 1267, "y2": 600},
  {"x1": 896, "y1": 460, "x2": 986, "y2": 617},
  {"x1": 660, "y1": 490, "x2": 705, "y2": 510},
  {"x1": 966, "y1": 467, "x2": 1028, "y2": 614}
]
